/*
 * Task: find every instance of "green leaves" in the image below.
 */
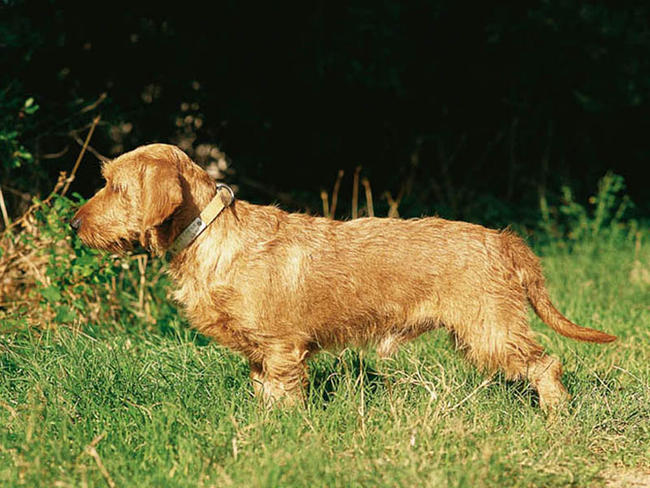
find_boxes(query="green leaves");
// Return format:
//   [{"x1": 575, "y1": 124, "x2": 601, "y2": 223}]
[
  {"x1": 1, "y1": 95, "x2": 39, "y2": 173},
  {"x1": 23, "y1": 97, "x2": 39, "y2": 115},
  {"x1": 71, "y1": 254, "x2": 102, "y2": 277},
  {"x1": 539, "y1": 172, "x2": 638, "y2": 252},
  {"x1": 1, "y1": 193, "x2": 174, "y2": 330}
]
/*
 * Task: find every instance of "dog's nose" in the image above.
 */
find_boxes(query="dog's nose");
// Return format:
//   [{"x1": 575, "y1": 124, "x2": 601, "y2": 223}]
[{"x1": 69, "y1": 217, "x2": 82, "y2": 231}]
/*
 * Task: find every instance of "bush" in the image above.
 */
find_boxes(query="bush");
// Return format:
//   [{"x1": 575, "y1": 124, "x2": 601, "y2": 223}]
[
  {"x1": 538, "y1": 172, "x2": 640, "y2": 252},
  {"x1": 0, "y1": 193, "x2": 178, "y2": 335}
]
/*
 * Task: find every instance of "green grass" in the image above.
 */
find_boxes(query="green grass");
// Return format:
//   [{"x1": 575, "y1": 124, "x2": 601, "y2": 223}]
[{"x1": 1, "y1": 241, "x2": 649, "y2": 487}]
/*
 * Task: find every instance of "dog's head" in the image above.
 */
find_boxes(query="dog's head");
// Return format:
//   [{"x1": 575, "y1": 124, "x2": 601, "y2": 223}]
[{"x1": 71, "y1": 144, "x2": 212, "y2": 255}]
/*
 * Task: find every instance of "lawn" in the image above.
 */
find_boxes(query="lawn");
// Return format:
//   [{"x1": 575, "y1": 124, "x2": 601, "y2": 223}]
[{"x1": 1, "y1": 241, "x2": 649, "y2": 487}]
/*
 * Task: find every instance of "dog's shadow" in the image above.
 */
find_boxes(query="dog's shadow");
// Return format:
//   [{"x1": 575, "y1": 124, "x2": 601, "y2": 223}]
[
  {"x1": 307, "y1": 352, "x2": 578, "y2": 412},
  {"x1": 308, "y1": 353, "x2": 387, "y2": 408}
]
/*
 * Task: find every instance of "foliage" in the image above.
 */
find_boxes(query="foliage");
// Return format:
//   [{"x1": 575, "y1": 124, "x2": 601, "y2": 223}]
[
  {"x1": 538, "y1": 172, "x2": 640, "y2": 252},
  {"x1": 0, "y1": 96, "x2": 38, "y2": 168},
  {"x1": 0, "y1": 93, "x2": 43, "y2": 212},
  {"x1": 0, "y1": 194, "x2": 177, "y2": 333}
]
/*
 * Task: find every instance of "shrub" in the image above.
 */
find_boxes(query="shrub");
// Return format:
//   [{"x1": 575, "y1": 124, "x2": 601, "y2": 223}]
[
  {"x1": 0, "y1": 192, "x2": 177, "y2": 334},
  {"x1": 538, "y1": 172, "x2": 639, "y2": 251}
]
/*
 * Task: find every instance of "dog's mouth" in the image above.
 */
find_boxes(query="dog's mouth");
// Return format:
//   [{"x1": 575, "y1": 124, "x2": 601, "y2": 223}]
[
  {"x1": 77, "y1": 232, "x2": 135, "y2": 255},
  {"x1": 108, "y1": 238, "x2": 136, "y2": 254}
]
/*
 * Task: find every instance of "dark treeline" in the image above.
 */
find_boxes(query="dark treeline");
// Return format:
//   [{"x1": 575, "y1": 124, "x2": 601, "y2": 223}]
[{"x1": 1, "y1": 1, "x2": 649, "y2": 224}]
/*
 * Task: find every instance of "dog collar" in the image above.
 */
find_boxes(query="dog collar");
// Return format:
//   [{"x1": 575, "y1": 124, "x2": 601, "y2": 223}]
[{"x1": 168, "y1": 183, "x2": 235, "y2": 256}]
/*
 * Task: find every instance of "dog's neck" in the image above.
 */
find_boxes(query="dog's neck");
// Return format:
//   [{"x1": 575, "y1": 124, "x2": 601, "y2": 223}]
[
  {"x1": 166, "y1": 200, "x2": 252, "y2": 300},
  {"x1": 155, "y1": 167, "x2": 222, "y2": 254},
  {"x1": 167, "y1": 184, "x2": 234, "y2": 256}
]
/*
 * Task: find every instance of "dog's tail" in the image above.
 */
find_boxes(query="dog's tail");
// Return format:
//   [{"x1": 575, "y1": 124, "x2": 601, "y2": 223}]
[{"x1": 502, "y1": 231, "x2": 616, "y2": 343}]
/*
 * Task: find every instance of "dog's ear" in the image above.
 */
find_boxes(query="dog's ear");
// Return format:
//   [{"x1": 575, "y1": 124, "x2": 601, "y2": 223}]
[
  {"x1": 140, "y1": 162, "x2": 182, "y2": 252},
  {"x1": 142, "y1": 163, "x2": 183, "y2": 228}
]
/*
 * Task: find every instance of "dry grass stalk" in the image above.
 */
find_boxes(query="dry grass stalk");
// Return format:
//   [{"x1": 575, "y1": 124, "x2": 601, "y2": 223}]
[
  {"x1": 0, "y1": 185, "x2": 10, "y2": 229},
  {"x1": 83, "y1": 433, "x2": 116, "y2": 488},
  {"x1": 361, "y1": 177, "x2": 374, "y2": 217},
  {"x1": 137, "y1": 254, "x2": 148, "y2": 312},
  {"x1": 352, "y1": 166, "x2": 361, "y2": 219},
  {"x1": 384, "y1": 191, "x2": 402, "y2": 218},
  {"x1": 61, "y1": 115, "x2": 101, "y2": 197},
  {"x1": 320, "y1": 190, "x2": 330, "y2": 218},
  {"x1": 329, "y1": 170, "x2": 344, "y2": 219},
  {"x1": 2, "y1": 172, "x2": 67, "y2": 235}
]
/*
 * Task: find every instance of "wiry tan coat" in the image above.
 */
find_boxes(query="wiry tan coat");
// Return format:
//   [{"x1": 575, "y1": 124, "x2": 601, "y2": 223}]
[{"x1": 72, "y1": 144, "x2": 615, "y2": 410}]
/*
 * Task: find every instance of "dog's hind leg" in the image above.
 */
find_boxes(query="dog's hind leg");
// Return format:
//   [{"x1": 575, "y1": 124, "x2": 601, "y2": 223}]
[
  {"x1": 525, "y1": 355, "x2": 569, "y2": 411},
  {"x1": 450, "y1": 299, "x2": 569, "y2": 411}
]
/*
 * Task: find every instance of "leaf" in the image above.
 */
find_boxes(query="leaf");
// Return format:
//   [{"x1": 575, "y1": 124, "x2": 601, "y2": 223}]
[
  {"x1": 55, "y1": 305, "x2": 76, "y2": 323},
  {"x1": 0, "y1": 131, "x2": 18, "y2": 141},
  {"x1": 41, "y1": 285, "x2": 62, "y2": 303},
  {"x1": 25, "y1": 104, "x2": 40, "y2": 115},
  {"x1": 24, "y1": 98, "x2": 39, "y2": 114}
]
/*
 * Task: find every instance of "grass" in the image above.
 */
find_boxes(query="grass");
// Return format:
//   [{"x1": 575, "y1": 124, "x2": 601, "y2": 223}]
[{"x1": 1, "y1": 240, "x2": 649, "y2": 487}]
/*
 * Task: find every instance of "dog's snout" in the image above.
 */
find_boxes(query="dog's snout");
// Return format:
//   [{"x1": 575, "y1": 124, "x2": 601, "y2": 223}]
[{"x1": 69, "y1": 216, "x2": 82, "y2": 231}]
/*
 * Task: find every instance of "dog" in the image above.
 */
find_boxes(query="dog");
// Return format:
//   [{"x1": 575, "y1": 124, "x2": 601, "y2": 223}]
[{"x1": 71, "y1": 143, "x2": 616, "y2": 410}]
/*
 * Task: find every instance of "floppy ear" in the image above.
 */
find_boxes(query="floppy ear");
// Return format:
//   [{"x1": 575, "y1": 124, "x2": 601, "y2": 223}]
[{"x1": 140, "y1": 163, "x2": 183, "y2": 252}]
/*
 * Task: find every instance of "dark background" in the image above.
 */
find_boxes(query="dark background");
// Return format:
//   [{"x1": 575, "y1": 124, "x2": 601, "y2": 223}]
[{"x1": 2, "y1": 1, "x2": 649, "y2": 226}]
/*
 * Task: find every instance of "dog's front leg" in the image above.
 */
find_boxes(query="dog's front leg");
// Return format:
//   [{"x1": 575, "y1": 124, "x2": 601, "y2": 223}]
[
  {"x1": 249, "y1": 361, "x2": 265, "y2": 398},
  {"x1": 249, "y1": 344, "x2": 309, "y2": 406}
]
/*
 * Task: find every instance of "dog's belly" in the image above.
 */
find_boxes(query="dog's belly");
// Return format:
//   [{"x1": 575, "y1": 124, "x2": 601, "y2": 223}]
[{"x1": 295, "y1": 279, "x2": 446, "y2": 350}]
